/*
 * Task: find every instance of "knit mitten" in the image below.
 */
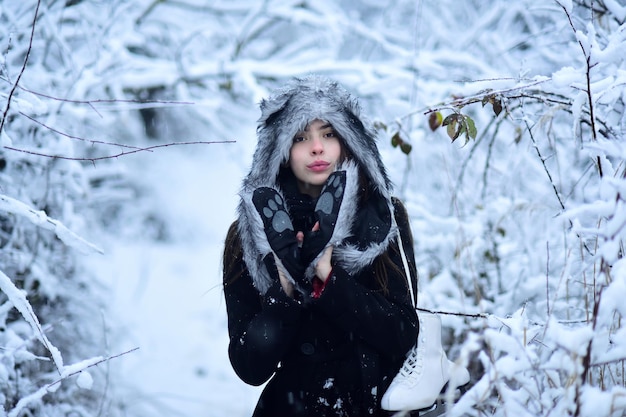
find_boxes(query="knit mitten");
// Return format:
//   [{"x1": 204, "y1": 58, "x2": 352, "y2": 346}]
[
  {"x1": 252, "y1": 187, "x2": 305, "y2": 282},
  {"x1": 301, "y1": 170, "x2": 346, "y2": 265}
]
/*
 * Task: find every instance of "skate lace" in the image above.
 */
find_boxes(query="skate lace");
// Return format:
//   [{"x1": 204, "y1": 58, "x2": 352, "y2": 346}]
[{"x1": 398, "y1": 342, "x2": 424, "y2": 380}]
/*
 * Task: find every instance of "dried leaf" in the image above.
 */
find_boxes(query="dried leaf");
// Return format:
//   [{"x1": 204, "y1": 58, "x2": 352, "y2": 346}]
[
  {"x1": 492, "y1": 99, "x2": 503, "y2": 116},
  {"x1": 373, "y1": 120, "x2": 388, "y2": 131},
  {"x1": 390, "y1": 132, "x2": 412, "y2": 154},
  {"x1": 428, "y1": 112, "x2": 443, "y2": 131},
  {"x1": 391, "y1": 132, "x2": 401, "y2": 148}
]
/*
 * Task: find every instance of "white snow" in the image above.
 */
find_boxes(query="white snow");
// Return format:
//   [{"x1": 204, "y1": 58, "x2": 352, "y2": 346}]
[
  {"x1": 75, "y1": 372, "x2": 94, "y2": 390},
  {"x1": 84, "y1": 143, "x2": 261, "y2": 416},
  {"x1": 0, "y1": 270, "x2": 64, "y2": 371}
]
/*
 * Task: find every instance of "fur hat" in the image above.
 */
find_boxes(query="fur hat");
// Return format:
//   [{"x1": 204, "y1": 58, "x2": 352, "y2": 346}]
[{"x1": 237, "y1": 75, "x2": 397, "y2": 295}]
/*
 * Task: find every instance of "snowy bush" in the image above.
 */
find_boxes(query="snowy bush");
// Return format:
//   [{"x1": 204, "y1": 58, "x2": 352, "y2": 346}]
[
  {"x1": 390, "y1": 1, "x2": 626, "y2": 416},
  {"x1": 0, "y1": 1, "x2": 135, "y2": 415}
]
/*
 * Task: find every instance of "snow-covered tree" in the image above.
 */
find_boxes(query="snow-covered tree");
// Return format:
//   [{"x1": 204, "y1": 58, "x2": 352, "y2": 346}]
[
  {"x1": 0, "y1": 1, "x2": 112, "y2": 415},
  {"x1": 393, "y1": 1, "x2": 626, "y2": 416}
]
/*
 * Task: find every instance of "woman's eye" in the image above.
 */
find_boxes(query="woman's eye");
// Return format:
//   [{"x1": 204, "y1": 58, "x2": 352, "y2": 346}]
[
  {"x1": 324, "y1": 131, "x2": 336, "y2": 138},
  {"x1": 293, "y1": 136, "x2": 306, "y2": 143}
]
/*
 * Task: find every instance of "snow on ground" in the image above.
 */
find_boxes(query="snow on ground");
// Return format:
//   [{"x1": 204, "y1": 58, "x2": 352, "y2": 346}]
[{"x1": 84, "y1": 140, "x2": 261, "y2": 416}]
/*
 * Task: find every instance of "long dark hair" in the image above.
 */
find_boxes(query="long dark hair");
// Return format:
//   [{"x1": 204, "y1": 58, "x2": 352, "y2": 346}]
[{"x1": 223, "y1": 221, "x2": 244, "y2": 287}]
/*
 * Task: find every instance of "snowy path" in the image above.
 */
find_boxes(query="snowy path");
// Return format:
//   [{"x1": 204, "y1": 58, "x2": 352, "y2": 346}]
[{"x1": 85, "y1": 142, "x2": 260, "y2": 416}]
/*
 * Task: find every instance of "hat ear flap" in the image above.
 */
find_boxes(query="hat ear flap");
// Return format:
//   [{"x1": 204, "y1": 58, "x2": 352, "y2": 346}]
[{"x1": 260, "y1": 96, "x2": 291, "y2": 127}]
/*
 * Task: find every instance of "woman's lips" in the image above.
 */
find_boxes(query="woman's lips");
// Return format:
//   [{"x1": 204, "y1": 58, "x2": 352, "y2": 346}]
[{"x1": 307, "y1": 161, "x2": 330, "y2": 172}]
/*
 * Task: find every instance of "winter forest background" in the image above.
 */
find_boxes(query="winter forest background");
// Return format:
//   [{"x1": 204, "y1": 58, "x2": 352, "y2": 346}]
[{"x1": 1, "y1": 0, "x2": 626, "y2": 416}]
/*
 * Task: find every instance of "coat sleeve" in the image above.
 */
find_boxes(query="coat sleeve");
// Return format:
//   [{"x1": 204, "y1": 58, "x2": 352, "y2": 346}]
[
  {"x1": 223, "y1": 226, "x2": 303, "y2": 386},
  {"x1": 312, "y1": 200, "x2": 419, "y2": 357}
]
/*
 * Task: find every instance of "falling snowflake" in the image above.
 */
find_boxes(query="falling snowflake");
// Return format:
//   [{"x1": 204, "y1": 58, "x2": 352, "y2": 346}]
[
  {"x1": 318, "y1": 396, "x2": 329, "y2": 406},
  {"x1": 333, "y1": 398, "x2": 343, "y2": 410}
]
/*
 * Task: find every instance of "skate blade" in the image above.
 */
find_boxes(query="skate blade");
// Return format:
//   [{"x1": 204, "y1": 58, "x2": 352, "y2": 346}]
[
  {"x1": 418, "y1": 403, "x2": 444, "y2": 417},
  {"x1": 417, "y1": 388, "x2": 463, "y2": 417},
  {"x1": 390, "y1": 408, "x2": 437, "y2": 417},
  {"x1": 390, "y1": 388, "x2": 464, "y2": 417}
]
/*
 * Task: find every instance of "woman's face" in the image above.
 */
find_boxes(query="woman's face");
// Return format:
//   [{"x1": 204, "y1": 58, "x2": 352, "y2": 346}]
[{"x1": 289, "y1": 119, "x2": 342, "y2": 197}]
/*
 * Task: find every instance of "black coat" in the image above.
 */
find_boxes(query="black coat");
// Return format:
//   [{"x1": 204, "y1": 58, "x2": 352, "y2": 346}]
[{"x1": 223, "y1": 199, "x2": 419, "y2": 417}]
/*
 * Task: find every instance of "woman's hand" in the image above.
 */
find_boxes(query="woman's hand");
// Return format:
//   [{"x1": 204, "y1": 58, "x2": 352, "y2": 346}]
[
  {"x1": 315, "y1": 245, "x2": 333, "y2": 282},
  {"x1": 305, "y1": 221, "x2": 333, "y2": 282}
]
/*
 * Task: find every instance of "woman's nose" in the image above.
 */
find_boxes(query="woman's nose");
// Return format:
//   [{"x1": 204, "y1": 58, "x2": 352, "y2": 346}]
[{"x1": 310, "y1": 137, "x2": 324, "y2": 154}]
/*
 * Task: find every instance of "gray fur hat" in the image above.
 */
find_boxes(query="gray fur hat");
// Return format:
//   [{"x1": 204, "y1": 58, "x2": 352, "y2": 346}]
[{"x1": 237, "y1": 75, "x2": 398, "y2": 295}]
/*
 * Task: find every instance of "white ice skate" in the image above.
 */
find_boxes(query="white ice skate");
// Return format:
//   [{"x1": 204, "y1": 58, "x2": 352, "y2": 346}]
[{"x1": 381, "y1": 312, "x2": 470, "y2": 412}]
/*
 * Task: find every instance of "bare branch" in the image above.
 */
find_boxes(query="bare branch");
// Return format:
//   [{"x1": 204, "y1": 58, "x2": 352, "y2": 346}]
[
  {"x1": 4, "y1": 140, "x2": 236, "y2": 164},
  {"x1": 524, "y1": 119, "x2": 566, "y2": 212},
  {"x1": 8, "y1": 347, "x2": 139, "y2": 417},
  {"x1": 20, "y1": 112, "x2": 147, "y2": 151},
  {"x1": 19, "y1": 86, "x2": 195, "y2": 108},
  {"x1": 416, "y1": 307, "x2": 488, "y2": 319},
  {"x1": 558, "y1": 0, "x2": 601, "y2": 181},
  {"x1": 419, "y1": 78, "x2": 551, "y2": 117},
  {"x1": 0, "y1": 0, "x2": 41, "y2": 136},
  {"x1": 49, "y1": 347, "x2": 140, "y2": 389}
]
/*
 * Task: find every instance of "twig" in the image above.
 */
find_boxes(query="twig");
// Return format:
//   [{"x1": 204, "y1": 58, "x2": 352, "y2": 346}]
[
  {"x1": 575, "y1": 282, "x2": 602, "y2": 417},
  {"x1": 7, "y1": 347, "x2": 139, "y2": 417},
  {"x1": 4, "y1": 140, "x2": 236, "y2": 165},
  {"x1": 453, "y1": 115, "x2": 498, "y2": 198},
  {"x1": 419, "y1": 78, "x2": 551, "y2": 117},
  {"x1": 546, "y1": 241, "x2": 550, "y2": 317},
  {"x1": 17, "y1": 86, "x2": 194, "y2": 107},
  {"x1": 0, "y1": 0, "x2": 40, "y2": 136},
  {"x1": 558, "y1": 1, "x2": 598, "y2": 143},
  {"x1": 416, "y1": 307, "x2": 488, "y2": 319},
  {"x1": 49, "y1": 347, "x2": 140, "y2": 388},
  {"x1": 525, "y1": 119, "x2": 566, "y2": 212},
  {"x1": 136, "y1": 0, "x2": 166, "y2": 25},
  {"x1": 20, "y1": 112, "x2": 147, "y2": 151},
  {"x1": 558, "y1": 0, "x2": 602, "y2": 180},
  {"x1": 525, "y1": 119, "x2": 594, "y2": 256}
]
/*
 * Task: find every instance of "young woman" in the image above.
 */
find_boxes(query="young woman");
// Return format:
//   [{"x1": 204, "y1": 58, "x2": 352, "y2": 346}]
[{"x1": 223, "y1": 76, "x2": 434, "y2": 416}]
